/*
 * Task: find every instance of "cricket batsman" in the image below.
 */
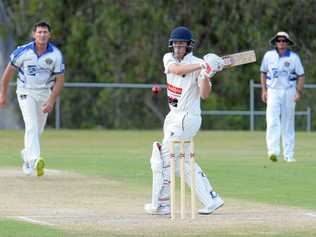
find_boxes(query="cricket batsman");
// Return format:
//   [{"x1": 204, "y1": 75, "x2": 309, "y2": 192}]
[
  {"x1": 144, "y1": 26, "x2": 224, "y2": 215},
  {"x1": 0, "y1": 21, "x2": 64, "y2": 176}
]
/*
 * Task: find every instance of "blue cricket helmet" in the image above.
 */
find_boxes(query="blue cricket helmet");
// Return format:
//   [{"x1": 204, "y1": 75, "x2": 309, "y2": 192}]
[{"x1": 168, "y1": 26, "x2": 194, "y2": 52}]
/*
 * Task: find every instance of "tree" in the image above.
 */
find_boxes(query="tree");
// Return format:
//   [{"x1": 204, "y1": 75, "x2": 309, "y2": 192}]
[{"x1": 1, "y1": 0, "x2": 315, "y2": 129}]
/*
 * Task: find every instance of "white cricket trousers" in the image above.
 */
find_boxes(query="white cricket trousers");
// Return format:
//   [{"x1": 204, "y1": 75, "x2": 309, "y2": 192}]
[
  {"x1": 266, "y1": 87, "x2": 296, "y2": 160},
  {"x1": 158, "y1": 111, "x2": 215, "y2": 208},
  {"x1": 17, "y1": 92, "x2": 48, "y2": 163}
]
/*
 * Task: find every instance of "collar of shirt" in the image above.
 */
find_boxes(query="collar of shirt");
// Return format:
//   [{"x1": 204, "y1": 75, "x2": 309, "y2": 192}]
[
  {"x1": 275, "y1": 48, "x2": 291, "y2": 58},
  {"x1": 176, "y1": 52, "x2": 193, "y2": 63},
  {"x1": 30, "y1": 41, "x2": 54, "y2": 57}
]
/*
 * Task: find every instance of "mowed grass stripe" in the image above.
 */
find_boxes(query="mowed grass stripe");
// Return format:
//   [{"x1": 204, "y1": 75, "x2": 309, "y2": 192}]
[{"x1": 0, "y1": 130, "x2": 315, "y2": 209}]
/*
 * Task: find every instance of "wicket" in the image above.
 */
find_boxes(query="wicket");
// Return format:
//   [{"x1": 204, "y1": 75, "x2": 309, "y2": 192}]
[{"x1": 169, "y1": 139, "x2": 196, "y2": 220}]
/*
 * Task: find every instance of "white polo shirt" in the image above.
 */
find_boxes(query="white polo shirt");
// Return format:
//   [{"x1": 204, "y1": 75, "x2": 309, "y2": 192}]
[
  {"x1": 10, "y1": 41, "x2": 64, "y2": 94},
  {"x1": 163, "y1": 52, "x2": 206, "y2": 115},
  {"x1": 260, "y1": 49, "x2": 304, "y2": 89}
]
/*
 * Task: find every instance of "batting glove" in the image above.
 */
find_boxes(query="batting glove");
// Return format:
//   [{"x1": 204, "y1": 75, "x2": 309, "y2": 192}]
[
  {"x1": 203, "y1": 53, "x2": 225, "y2": 72},
  {"x1": 200, "y1": 61, "x2": 216, "y2": 78}
]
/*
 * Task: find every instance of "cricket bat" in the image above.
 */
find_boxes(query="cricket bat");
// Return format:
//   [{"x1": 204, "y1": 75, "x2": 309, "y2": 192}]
[{"x1": 222, "y1": 50, "x2": 256, "y2": 68}]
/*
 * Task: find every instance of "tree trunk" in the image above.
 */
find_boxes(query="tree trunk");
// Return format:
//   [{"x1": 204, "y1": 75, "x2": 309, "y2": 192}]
[{"x1": 0, "y1": 1, "x2": 22, "y2": 128}]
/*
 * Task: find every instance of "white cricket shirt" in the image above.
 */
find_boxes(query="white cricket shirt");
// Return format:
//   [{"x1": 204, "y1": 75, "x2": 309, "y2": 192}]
[
  {"x1": 163, "y1": 52, "x2": 206, "y2": 115},
  {"x1": 10, "y1": 41, "x2": 64, "y2": 94},
  {"x1": 260, "y1": 49, "x2": 304, "y2": 89}
]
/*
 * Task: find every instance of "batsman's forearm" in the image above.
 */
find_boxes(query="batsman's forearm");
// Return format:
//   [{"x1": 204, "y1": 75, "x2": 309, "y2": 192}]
[
  {"x1": 49, "y1": 76, "x2": 64, "y2": 103},
  {"x1": 169, "y1": 63, "x2": 201, "y2": 75},
  {"x1": 200, "y1": 79, "x2": 212, "y2": 100}
]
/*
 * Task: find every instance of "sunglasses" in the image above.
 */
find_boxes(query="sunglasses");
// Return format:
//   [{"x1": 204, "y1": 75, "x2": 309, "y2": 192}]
[{"x1": 276, "y1": 39, "x2": 288, "y2": 43}]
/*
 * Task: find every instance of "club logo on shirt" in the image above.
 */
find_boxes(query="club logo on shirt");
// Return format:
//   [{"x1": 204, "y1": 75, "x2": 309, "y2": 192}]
[
  {"x1": 27, "y1": 65, "x2": 37, "y2": 76},
  {"x1": 284, "y1": 61, "x2": 290, "y2": 67},
  {"x1": 45, "y1": 58, "x2": 53, "y2": 65}
]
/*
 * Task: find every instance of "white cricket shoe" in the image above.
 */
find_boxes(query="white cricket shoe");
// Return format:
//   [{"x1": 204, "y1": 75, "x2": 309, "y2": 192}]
[
  {"x1": 22, "y1": 162, "x2": 33, "y2": 175},
  {"x1": 144, "y1": 203, "x2": 170, "y2": 215},
  {"x1": 21, "y1": 150, "x2": 33, "y2": 175},
  {"x1": 198, "y1": 197, "x2": 224, "y2": 215},
  {"x1": 269, "y1": 154, "x2": 278, "y2": 162},
  {"x1": 34, "y1": 157, "x2": 45, "y2": 177},
  {"x1": 285, "y1": 158, "x2": 296, "y2": 162}
]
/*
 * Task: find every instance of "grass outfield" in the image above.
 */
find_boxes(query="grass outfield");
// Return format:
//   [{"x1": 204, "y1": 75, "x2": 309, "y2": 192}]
[{"x1": 0, "y1": 130, "x2": 315, "y2": 237}]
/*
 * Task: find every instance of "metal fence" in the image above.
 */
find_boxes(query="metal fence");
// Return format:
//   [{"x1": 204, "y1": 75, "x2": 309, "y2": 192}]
[
  {"x1": 249, "y1": 80, "x2": 314, "y2": 131},
  {"x1": 8, "y1": 81, "x2": 315, "y2": 130}
]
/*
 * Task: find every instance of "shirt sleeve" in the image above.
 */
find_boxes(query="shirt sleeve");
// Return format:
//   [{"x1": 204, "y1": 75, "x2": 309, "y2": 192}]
[
  {"x1": 53, "y1": 51, "x2": 65, "y2": 75},
  {"x1": 163, "y1": 53, "x2": 177, "y2": 74},
  {"x1": 294, "y1": 54, "x2": 304, "y2": 76},
  {"x1": 197, "y1": 72, "x2": 212, "y2": 88},
  {"x1": 9, "y1": 47, "x2": 24, "y2": 68},
  {"x1": 260, "y1": 52, "x2": 268, "y2": 73}
]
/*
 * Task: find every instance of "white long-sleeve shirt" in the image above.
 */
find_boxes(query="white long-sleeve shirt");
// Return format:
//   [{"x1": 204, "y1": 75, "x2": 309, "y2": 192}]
[{"x1": 260, "y1": 49, "x2": 304, "y2": 89}]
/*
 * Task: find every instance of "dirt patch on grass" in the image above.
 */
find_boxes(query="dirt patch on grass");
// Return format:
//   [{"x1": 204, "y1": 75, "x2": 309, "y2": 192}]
[{"x1": 0, "y1": 168, "x2": 315, "y2": 236}]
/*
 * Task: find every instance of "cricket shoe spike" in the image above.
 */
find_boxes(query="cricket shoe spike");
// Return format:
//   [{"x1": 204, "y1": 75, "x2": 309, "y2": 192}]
[{"x1": 144, "y1": 203, "x2": 170, "y2": 215}]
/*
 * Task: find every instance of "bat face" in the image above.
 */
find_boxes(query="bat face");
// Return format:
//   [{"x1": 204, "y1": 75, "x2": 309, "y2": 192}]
[{"x1": 222, "y1": 50, "x2": 256, "y2": 68}]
